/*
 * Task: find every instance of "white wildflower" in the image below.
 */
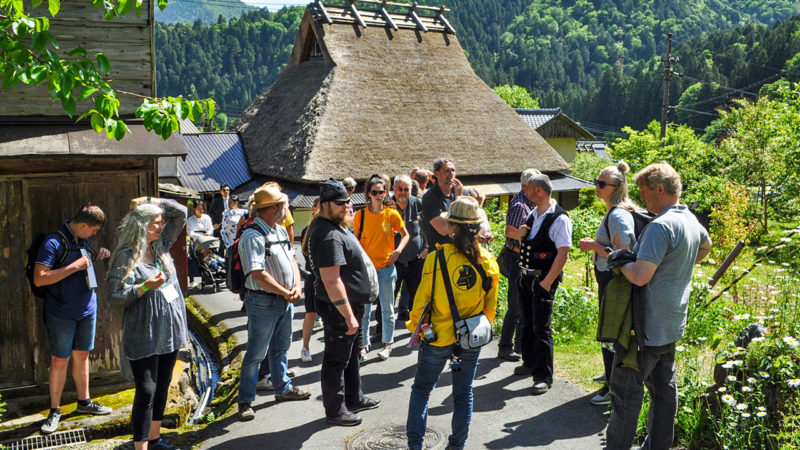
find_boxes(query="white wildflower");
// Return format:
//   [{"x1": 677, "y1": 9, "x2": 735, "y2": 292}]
[{"x1": 721, "y1": 394, "x2": 735, "y2": 405}]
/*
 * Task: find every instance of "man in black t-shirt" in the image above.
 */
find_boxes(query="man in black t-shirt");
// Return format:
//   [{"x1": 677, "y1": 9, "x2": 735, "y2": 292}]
[
  {"x1": 421, "y1": 158, "x2": 463, "y2": 252},
  {"x1": 308, "y1": 178, "x2": 381, "y2": 427}
]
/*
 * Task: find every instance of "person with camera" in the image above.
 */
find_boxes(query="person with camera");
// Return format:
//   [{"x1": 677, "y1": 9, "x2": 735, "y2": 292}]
[{"x1": 405, "y1": 196, "x2": 499, "y2": 450}]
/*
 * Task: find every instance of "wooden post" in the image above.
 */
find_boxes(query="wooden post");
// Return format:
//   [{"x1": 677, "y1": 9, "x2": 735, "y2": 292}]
[
  {"x1": 380, "y1": 1, "x2": 398, "y2": 30},
  {"x1": 348, "y1": 0, "x2": 367, "y2": 28},
  {"x1": 436, "y1": 6, "x2": 455, "y2": 34},
  {"x1": 409, "y1": 3, "x2": 428, "y2": 32},
  {"x1": 708, "y1": 240, "x2": 746, "y2": 288},
  {"x1": 315, "y1": 0, "x2": 333, "y2": 24}
]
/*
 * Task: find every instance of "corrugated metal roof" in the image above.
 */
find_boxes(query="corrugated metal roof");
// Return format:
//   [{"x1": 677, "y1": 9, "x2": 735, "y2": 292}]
[
  {"x1": 515, "y1": 108, "x2": 561, "y2": 130},
  {"x1": 177, "y1": 132, "x2": 251, "y2": 194},
  {"x1": 496, "y1": 172, "x2": 593, "y2": 194}
]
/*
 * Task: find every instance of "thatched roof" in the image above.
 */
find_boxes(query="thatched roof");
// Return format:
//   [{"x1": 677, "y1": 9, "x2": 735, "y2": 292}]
[{"x1": 231, "y1": 2, "x2": 568, "y2": 183}]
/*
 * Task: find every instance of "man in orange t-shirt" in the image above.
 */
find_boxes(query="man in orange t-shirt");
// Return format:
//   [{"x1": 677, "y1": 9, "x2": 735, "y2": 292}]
[{"x1": 354, "y1": 175, "x2": 409, "y2": 360}]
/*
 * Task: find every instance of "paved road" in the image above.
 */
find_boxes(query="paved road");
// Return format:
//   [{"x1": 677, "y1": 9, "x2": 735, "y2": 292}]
[{"x1": 191, "y1": 285, "x2": 609, "y2": 449}]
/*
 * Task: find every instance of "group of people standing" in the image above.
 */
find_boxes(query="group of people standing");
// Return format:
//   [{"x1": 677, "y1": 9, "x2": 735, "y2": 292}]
[{"x1": 32, "y1": 154, "x2": 711, "y2": 450}]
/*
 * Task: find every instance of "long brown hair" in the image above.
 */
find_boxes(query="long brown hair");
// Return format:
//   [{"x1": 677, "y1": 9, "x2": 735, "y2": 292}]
[{"x1": 451, "y1": 222, "x2": 481, "y2": 267}]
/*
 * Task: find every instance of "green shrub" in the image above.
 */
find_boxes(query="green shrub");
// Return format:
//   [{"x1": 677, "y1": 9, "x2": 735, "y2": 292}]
[{"x1": 552, "y1": 285, "x2": 597, "y2": 344}]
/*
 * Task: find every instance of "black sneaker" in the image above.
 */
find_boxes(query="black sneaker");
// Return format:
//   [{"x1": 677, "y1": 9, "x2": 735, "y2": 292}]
[
  {"x1": 40, "y1": 409, "x2": 61, "y2": 434},
  {"x1": 326, "y1": 411, "x2": 362, "y2": 426},
  {"x1": 149, "y1": 437, "x2": 179, "y2": 450},
  {"x1": 76, "y1": 400, "x2": 112, "y2": 415},
  {"x1": 513, "y1": 365, "x2": 534, "y2": 376},
  {"x1": 498, "y1": 349, "x2": 521, "y2": 362},
  {"x1": 347, "y1": 397, "x2": 381, "y2": 413}
]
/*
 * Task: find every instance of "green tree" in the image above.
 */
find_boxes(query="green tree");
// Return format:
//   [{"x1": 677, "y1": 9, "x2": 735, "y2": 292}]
[
  {"x1": 492, "y1": 83, "x2": 540, "y2": 108},
  {"x1": 609, "y1": 120, "x2": 725, "y2": 213},
  {"x1": 1, "y1": 0, "x2": 214, "y2": 140},
  {"x1": 714, "y1": 88, "x2": 800, "y2": 232}
]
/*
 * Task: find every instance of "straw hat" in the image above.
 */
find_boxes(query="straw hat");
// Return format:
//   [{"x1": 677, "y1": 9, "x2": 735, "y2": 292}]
[
  {"x1": 440, "y1": 196, "x2": 483, "y2": 224},
  {"x1": 252, "y1": 183, "x2": 288, "y2": 208}
]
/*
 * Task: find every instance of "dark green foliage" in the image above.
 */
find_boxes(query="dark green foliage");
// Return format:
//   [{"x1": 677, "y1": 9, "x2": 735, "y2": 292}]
[
  {"x1": 155, "y1": 0, "x2": 257, "y2": 25},
  {"x1": 155, "y1": 7, "x2": 303, "y2": 118},
  {"x1": 155, "y1": 1, "x2": 800, "y2": 133}
]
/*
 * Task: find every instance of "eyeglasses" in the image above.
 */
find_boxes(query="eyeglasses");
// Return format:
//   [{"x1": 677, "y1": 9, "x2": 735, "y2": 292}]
[
  {"x1": 370, "y1": 190, "x2": 385, "y2": 196},
  {"x1": 593, "y1": 179, "x2": 619, "y2": 189},
  {"x1": 333, "y1": 199, "x2": 351, "y2": 206},
  {"x1": 396, "y1": 187, "x2": 410, "y2": 192}
]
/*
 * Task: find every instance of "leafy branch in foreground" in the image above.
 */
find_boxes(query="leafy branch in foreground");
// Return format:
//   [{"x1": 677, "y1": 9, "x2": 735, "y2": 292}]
[{"x1": 0, "y1": 0, "x2": 214, "y2": 140}]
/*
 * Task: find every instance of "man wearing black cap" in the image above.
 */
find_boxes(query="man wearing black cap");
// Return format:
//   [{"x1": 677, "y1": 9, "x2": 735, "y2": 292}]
[{"x1": 308, "y1": 178, "x2": 381, "y2": 426}]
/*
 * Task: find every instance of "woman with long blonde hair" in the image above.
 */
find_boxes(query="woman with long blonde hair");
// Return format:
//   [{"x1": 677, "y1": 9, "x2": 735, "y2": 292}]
[
  {"x1": 108, "y1": 197, "x2": 187, "y2": 450},
  {"x1": 578, "y1": 161, "x2": 638, "y2": 406}
]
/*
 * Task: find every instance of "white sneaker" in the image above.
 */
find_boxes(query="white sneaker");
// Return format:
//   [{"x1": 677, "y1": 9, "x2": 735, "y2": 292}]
[
  {"x1": 301, "y1": 348, "x2": 312, "y2": 363},
  {"x1": 377, "y1": 344, "x2": 392, "y2": 361},
  {"x1": 257, "y1": 376, "x2": 273, "y2": 391}
]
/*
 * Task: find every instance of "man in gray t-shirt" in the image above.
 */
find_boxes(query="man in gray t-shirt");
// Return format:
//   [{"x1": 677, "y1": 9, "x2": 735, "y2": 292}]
[{"x1": 606, "y1": 162, "x2": 711, "y2": 450}]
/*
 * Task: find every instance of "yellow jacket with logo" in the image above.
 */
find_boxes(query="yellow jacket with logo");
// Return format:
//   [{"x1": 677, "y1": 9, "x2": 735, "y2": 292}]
[{"x1": 407, "y1": 243, "x2": 499, "y2": 347}]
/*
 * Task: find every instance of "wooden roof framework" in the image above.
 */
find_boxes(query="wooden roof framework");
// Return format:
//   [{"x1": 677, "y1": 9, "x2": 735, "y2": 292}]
[{"x1": 312, "y1": 0, "x2": 456, "y2": 34}]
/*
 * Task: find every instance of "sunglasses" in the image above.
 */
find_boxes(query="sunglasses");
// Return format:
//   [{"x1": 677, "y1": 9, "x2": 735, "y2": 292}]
[
  {"x1": 593, "y1": 179, "x2": 619, "y2": 189},
  {"x1": 333, "y1": 199, "x2": 351, "y2": 206},
  {"x1": 370, "y1": 190, "x2": 385, "y2": 196}
]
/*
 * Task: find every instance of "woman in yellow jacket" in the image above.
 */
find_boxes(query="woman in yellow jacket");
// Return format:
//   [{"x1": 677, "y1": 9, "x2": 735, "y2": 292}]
[{"x1": 406, "y1": 196, "x2": 499, "y2": 450}]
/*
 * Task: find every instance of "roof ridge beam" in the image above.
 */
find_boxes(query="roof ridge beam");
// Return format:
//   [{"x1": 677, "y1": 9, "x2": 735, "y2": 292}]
[
  {"x1": 409, "y1": 3, "x2": 427, "y2": 32},
  {"x1": 436, "y1": 6, "x2": 455, "y2": 34},
  {"x1": 315, "y1": 0, "x2": 333, "y2": 24},
  {"x1": 347, "y1": 0, "x2": 367, "y2": 28},
  {"x1": 379, "y1": 1, "x2": 398, "y2": 30}
]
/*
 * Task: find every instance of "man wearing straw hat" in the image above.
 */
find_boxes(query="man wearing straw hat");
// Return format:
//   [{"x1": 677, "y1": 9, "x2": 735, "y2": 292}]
[{"x1": 236, "y1": 182, "x2": 311, "y2": 422}]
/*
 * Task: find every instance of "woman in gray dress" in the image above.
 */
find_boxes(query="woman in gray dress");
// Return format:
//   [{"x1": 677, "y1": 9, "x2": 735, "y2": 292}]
[{"x1": 108, "y1": 196, "x2": 187, "y2": 450}]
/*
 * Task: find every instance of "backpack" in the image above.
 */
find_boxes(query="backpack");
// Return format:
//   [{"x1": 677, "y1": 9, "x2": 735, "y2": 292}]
[
  {"x1": 226, "y1": 222, "x2": 266, "y2": 294},
  {"x1": 226, "y1": 221, "x2": 291, "y2": 295},
  {"x1": 25, "y1": 230, "x2": 71, "y2": 300},
  {"x1": 604, "y1": 207, "x2": 655, "y2": 242}
]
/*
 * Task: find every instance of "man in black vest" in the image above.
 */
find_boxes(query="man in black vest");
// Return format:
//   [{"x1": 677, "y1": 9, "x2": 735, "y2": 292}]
[{"x1": 514, "y1": 174, "x2": 572, "y2": 395}]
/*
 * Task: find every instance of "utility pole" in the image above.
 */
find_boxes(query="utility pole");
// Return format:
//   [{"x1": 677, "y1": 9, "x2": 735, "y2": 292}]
[{"x1": 660, "y1": 33, "x2": 678, "y2": 142}]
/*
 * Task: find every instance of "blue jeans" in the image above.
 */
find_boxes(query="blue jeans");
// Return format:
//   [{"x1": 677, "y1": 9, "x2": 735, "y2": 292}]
[
  {"x1": 238, "y1": 291, "x2": 294, "y2": 403},
  {"x1": 44, "y1": 311, "x2": 96, "y2": 358},
  {"x1": 606, "y1": 343, "x2": 678, "y2": 450},
  {"x1": 362, "y1": 264, "x2": 397, "y2": 347},
  {"x1": 407, "y1": 342, "x2": 481, "y2": 450}
]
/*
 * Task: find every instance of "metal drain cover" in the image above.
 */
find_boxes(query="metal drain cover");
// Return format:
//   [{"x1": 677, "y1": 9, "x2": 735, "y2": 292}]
[
  {"x1": 347, "y1": 424, "x2": 445, "y2": 449},
  {"x1": 3, "y1": 428, "x2": 87, "y2": 450}
]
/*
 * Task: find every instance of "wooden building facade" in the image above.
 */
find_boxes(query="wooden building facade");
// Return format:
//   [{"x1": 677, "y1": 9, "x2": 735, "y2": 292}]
[{"x1": 0, "y1": 0, "x2": 187, "y2": 389}]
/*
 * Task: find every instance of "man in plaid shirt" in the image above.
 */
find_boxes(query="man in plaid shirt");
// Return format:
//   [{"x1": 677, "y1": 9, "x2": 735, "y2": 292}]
[{"x1": 497, "y1": 169, "x2": 540, "y2": 362}]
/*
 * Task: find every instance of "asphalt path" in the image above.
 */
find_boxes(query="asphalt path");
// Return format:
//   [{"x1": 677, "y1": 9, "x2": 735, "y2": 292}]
[{"x1": 191, "y1": 285, "x2": 609, "y2": 449}]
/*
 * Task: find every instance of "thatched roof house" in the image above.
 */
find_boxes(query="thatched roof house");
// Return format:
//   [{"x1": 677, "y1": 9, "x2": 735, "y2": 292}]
[{"x1": 231, "y1": 1, "x2": 569, "y2": 183}]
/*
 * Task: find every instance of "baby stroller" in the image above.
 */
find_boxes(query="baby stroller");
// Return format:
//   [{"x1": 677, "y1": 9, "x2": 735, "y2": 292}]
[{"x1": 192, "y1": 235, "x2": 226, "y2": 292}]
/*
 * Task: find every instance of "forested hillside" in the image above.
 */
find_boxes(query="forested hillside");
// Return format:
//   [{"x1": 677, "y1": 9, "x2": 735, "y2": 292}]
[
  {"x1": 155, "y1": 0, "x2": 800, "y2": 132},
  {"x1": 155, "y1": 0, "x2": 257, "y2": 25},
  {"x1": 156, "y1": 7, "x2": 303, "y2": 117}
]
